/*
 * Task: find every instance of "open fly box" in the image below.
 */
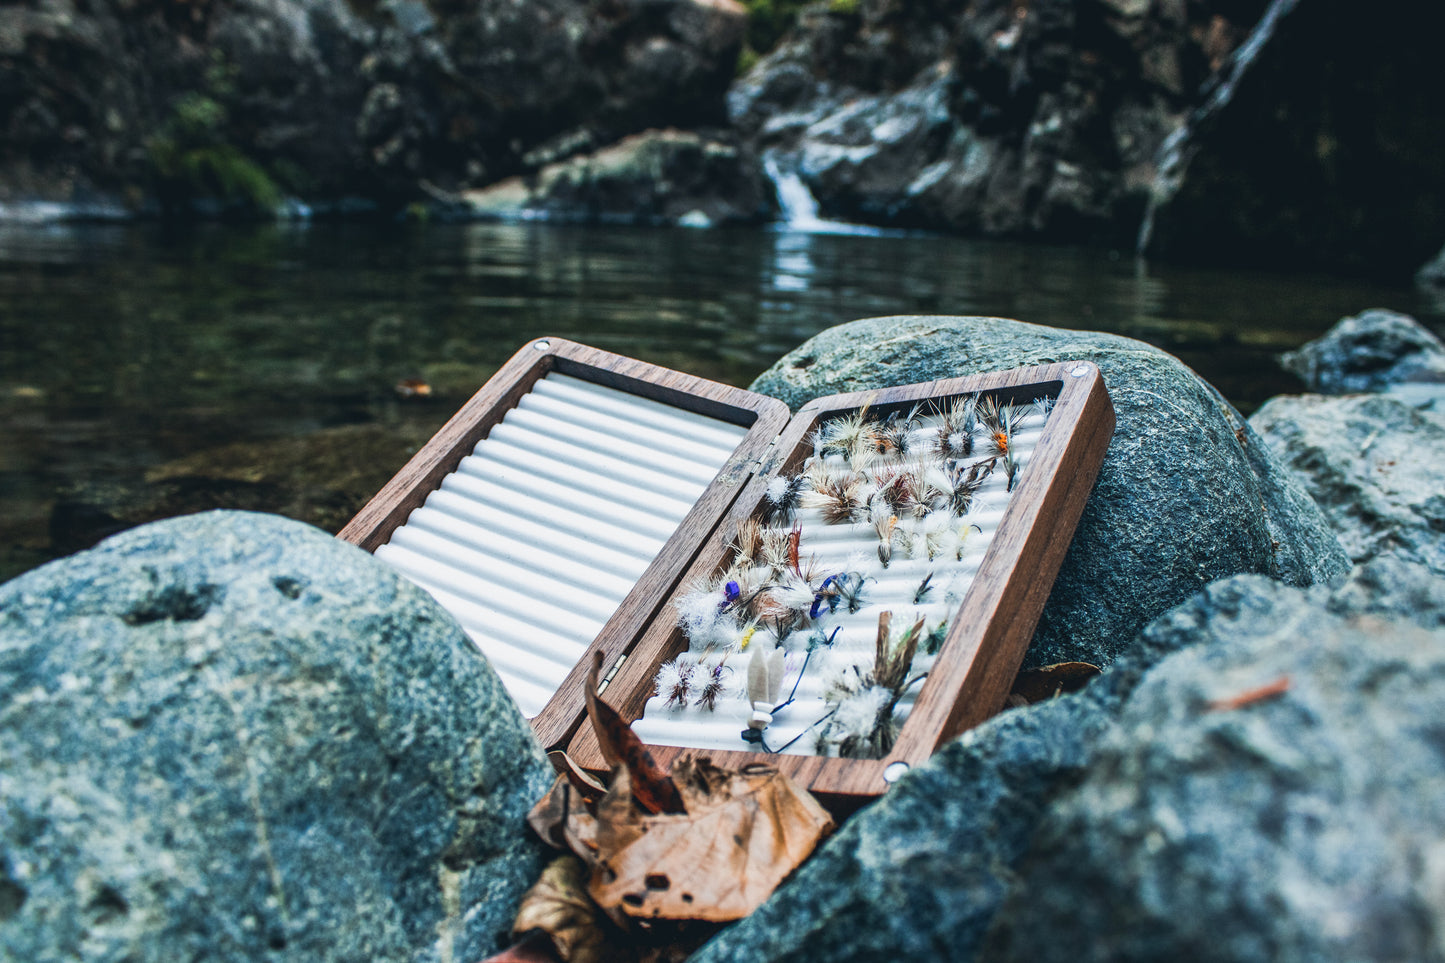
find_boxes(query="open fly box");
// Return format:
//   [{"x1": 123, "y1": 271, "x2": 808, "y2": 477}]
[{"x1": 339, "y1": 337, "x2": 1115, "y2": 811}]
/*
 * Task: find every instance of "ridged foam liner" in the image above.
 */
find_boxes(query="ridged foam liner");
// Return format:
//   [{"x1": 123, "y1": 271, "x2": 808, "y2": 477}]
[
  {"x1": 374, "y1": 372, "x2": 750, "y2": 717},
  {"x1": 630, "y1": 400, "x2": 1049, "y2": 758}
]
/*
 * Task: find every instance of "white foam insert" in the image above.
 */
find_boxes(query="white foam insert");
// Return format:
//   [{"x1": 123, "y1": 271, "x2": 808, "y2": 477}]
[{"x1": 374, "y1": 372, "x2": 750, "y2": 716}]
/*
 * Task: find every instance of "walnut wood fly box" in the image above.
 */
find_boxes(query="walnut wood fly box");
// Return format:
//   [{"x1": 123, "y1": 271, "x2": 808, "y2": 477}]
[{"x1": 339, "y1": 337, "x2": 1114, "y2": 809}]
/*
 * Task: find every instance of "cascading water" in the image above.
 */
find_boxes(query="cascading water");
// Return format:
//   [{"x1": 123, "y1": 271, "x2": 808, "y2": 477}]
[{"x1": 762, "y1": 152, "x2": 881, "y2": 236}]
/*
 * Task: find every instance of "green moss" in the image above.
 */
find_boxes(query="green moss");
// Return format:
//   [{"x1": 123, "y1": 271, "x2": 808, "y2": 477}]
[
  {"x1": 147, "y1": 85, "x2": 283, "y2": 214},
  {"x1": 737, "y1": 0, "x2": 814, "y2": 73}
]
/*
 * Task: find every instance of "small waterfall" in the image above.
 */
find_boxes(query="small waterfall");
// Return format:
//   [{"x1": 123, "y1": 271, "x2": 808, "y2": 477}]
[{"x1": 762, "y1": 153, "x2": 882, "y2": 236}]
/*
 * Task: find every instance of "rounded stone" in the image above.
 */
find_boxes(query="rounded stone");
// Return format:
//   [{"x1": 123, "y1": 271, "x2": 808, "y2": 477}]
[{"x1": 0, "y1": 510, "x2": 553, "y2": 962}]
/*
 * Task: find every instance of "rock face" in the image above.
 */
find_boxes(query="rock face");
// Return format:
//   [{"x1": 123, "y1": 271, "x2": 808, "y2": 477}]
[
  {"x1": 730, "y1": 0, "x2": 1264, "y2": 240},
  {"x1": 982, "y1": 565, "x2": 1445, "y2": 962},
  {"x1": 0, "y1": 511, "x2": 554, "y2": 961},
  {"x1": 1279, "y1": 308, "x2": 1445, "y2": 395},
  {"x1": 1140, "y1": 0, "x2": 1445, "y2": 276},
  {"x1": 750, "y1": 315, "x2": 1350, "y2": 669},
  {"x1": 696, "y1": 558, "x2": 1445, "y2": 963},
  {"x1": 461, "y1": 128, "x2": 773, "y2": 227},
  {"x1": 0, "y1": 0, "x2": 746, "y2": 215},
  {"x1": 1250, "y1": 393, "x2": 1445, "y2": 577}
]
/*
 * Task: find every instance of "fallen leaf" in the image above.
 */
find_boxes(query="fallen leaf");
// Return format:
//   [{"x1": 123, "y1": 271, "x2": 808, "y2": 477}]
[
  {"x1": 394, "y1": 378, "x2": 432, "y2": 398},
  {"x1": 586, "y1": 652, "x2": 684, "y2": 814},
  {"x1": 1009, "y1": 661, "x2": 1102, "y2": 705},
  {"x1": 1206, "y1": 675, "x2": 1290, "y2": 712},
  {"x1": 479, "y1": 930, "x2": 562, "y2": 963},
  {"x1": 512, "y1": 856, "x2": 612, "y2": 963},
  {"x1": 528, "y1": 775, "x2": 600, "y2": 865},
  {"x1": 548, "y1": 750, "x2": 609, "y2": 803},
  {"x1": 588, "y1": 756, "x2": 834, "y2": 922}
]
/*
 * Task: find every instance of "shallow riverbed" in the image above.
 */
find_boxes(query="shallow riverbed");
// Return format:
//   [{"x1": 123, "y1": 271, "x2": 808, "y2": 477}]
[{"x1": 2, "y1": 218, "x2": 1440, "y2": 582}]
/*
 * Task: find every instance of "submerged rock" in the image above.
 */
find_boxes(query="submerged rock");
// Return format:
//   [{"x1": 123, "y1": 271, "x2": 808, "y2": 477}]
[
  {"x1": 750, "y1": 315, "x2": 1350, "y2": 669},
  {"x1": 1279, "y1": 309, "x2": 1445, "y2": 395},
  {"x1": 1250, "y1": 393, "x2": 1445, "y2": 577},
  {"x1": 0, "y1": 511, "x2": 553, "y2": 961},
  {"x1": 983, "y1": 565, "x2": 1445, "y2": 962},
  {"x1": 45, "y1": 421, "x2": 443, "y2": 560}
]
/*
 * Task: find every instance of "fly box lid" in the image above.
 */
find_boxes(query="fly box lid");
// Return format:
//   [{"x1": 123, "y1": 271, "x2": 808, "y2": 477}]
[{"x1": 340, "y1": 337, "x2": 1115, "y2": 810}]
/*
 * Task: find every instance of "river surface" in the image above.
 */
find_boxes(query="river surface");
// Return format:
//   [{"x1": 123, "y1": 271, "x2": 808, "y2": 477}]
[{"x1": 2, "y1": 218, "x2": 1441, "y2": 582}]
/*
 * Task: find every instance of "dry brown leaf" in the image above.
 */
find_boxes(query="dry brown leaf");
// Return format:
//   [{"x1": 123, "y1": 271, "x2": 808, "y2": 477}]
[
  {"x1": 1009, "y1": 661, "x2": 1102, "y2": 704},
  {"x1": 548, "y1": 750, "x2": 609, "y2": 802},
  {"x1": 479, "y1": 931, "x2": 562, "y2": 963},
  {"x1": 588, "y1": 756, "x2": 834, "y2": 922},
  {"x1": 586, "y1": 653, "x2": 685, "y2": 814},
  {"x1": 529, "y1": 775, "x2": 600, "y2": 865},
  {"x1": 512, "y1": 856, "x2": 612, "y2": 963}
]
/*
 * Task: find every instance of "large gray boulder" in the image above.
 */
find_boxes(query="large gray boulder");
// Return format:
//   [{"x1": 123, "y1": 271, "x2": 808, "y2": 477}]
[
  {"x1": 1279, "y1": 308, "x2": 1445, "y2": 395},
  {"x1": 1250, "y1": 392, "x2": 1445, "y2": 577},
  {"x1": 982, "y1": 562, "x2": 1445, "y2": 962},
  {"x1": 750, "y1": 315, "x2": 1350, "y2": 668},
  {"x1": 693, "y1": 555, "x2": 1442, "y2": 963},
  {"x1": 0, "y1": 511, "x2": 553, "y2": 962}
]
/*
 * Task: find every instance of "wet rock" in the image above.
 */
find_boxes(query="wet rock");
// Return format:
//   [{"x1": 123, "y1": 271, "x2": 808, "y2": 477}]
[
  {"x1": 462, "y1": 128, "x2": 773, "y2": 227},
  {"x1": 750, "y1": 315, "x2": 1350, "y2": 669},
  {"x1": 1250, "y1": 392, "x2": 1445, "y2": 576},
  {"x1": 1279, "y1": 308, "x2": 1445, "y2": 395},
  {"x1": 1419, "y1": 243, "x2": 1445, "y2": 295},
  {"x1": 982, "y1": 565, "x2": 1445, "y2": 963},
  {"x1": 0, "y1": 0, "x2": 747, "y2": 214},
  {"x1": 731, "y1": 0, "x2": 1264, "y2": 238},
  {"x1": 1140, "y1": 0, "x2": 1445, "y2": 276},
  {"x1": 0, "y1": 511, "x2": 553, "y2": 961}
]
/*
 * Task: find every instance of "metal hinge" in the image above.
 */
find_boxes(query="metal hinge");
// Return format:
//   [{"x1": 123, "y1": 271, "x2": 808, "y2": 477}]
[{"x1": 595, "y1": 654, "x2": 627, "y2": 695}]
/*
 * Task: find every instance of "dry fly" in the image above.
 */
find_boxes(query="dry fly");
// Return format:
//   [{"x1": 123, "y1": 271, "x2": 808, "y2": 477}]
[
  {"x1": 803, "y1": 462, "x2": 867, "y2": 524},
  {"x1": 656, "y1": 656, "x2": 697, "y2": 709},
  {"x1": 693, "y1": 660, "x2": 732, "y2": 710},
  {"x1": 760, "y1": 526, "x2": 795, "y2": 574},
  {"x1": 728, "y1": 517, "x2": 763, "y2": 569},
  {"x1": 949, "y1": 458, "x2": 995, "y2": 515},
  {"x1": 876, "y1": 404, "x2": 923, "y2": 457},
  {"x1": 913, "y1": 572, "x2": 935, "y2": 604},
  {"x1": 874, "y1": 511, "x2": 900, "y2": 567},
  {"x1": 935, "y1": 395, "x2": 978, "y2": 458},
  {"x1": 762, "y1": 473, "x2": 807, "y2": 525},
  {"x1": 816, "y1": 401, "x2": 876, "y2": 459}
]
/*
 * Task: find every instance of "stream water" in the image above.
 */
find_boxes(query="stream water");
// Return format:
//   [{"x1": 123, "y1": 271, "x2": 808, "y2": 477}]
[{"x1": 2, "y1": 217, "x2": 1441, "y2": 582}]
